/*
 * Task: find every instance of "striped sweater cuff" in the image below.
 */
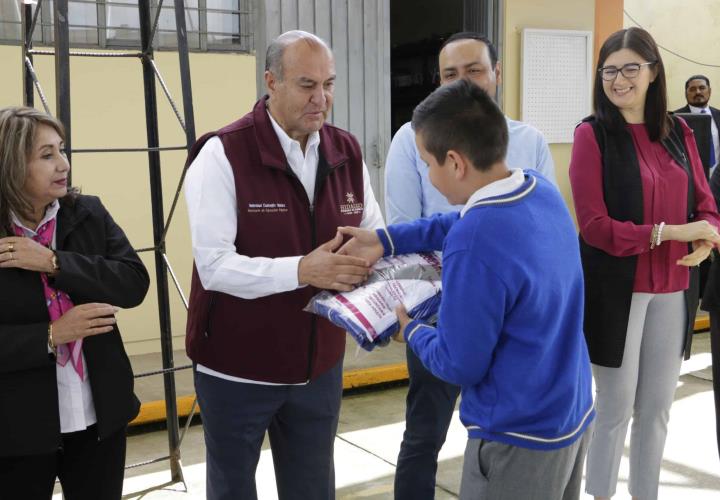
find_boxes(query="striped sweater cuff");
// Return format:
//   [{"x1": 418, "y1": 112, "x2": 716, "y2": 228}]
[
  {"x1": 404, "y1": 320, "x2": 429, "y2": 343},
  {"x1": 375, "y1": 227, "x2": 395, "y2": 256}
]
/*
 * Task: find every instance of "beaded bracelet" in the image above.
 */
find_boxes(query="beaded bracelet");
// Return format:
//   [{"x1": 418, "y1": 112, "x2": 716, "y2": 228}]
[
  {"x1": 650, "y1": 224, "x2": 659, "y2": 250},
  {"x1": 656, "y1": 222, "x2": 665, "y2": 248}
]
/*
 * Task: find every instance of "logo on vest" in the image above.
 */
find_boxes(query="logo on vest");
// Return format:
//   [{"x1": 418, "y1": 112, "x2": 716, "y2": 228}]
[
  {"x1": 340, "y1": 192, "x2": 363, "y2": 216},
  {"x1": 247, "y1": 201, "x2": 289, "y2": 214}
]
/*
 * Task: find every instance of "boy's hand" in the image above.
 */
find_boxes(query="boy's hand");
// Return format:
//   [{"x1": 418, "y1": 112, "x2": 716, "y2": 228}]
[
  {"x1": 392, "y1": 304, "x2": 412, "y2": 343},
  {"x1": 336, "y1": 226, "x2": 384, "y2": 266}
]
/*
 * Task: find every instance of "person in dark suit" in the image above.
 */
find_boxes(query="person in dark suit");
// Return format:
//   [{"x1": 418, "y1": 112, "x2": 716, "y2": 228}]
[
  {"x1": 0, "y1": 107, "x2": 150, "y2": 500},
  {"x1": 701, "y1": 166, "x2": 720, "y2": 461},
  {"x1": 675, "y1": 75, "x2": 719, "y2": 176},
  {"x1": 675, "y1": 75, "x2": 720, "y2": 299}
]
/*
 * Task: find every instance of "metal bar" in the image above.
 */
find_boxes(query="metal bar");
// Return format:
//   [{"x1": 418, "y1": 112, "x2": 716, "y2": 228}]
[
  {"x1": 161, "y1": 0, "x2": 197, "y2": 243},
  {"x1": 97, "y1": 0, "x2": 107, "y2": 48},
  {"x1": 134, "y1": 364, "x2": 192, "y2": 378},
  {"x1": 162, "y1": 253, "x2": 189, "y2": 310},
  {"x1": 149, "y1": 60, "x2": 186, "y2": 131},
  {"x1": 22, "y1": 3, "x2": 35, "y2": 107},
  {"x1": 138, "y1": 0, "x2": 184, "y2": 486},
  {"x1": 71, "y1": 146, "x2": 187, "y2": 153},
  {"x1": 24, "y1": 58, "x2": 51, "y2": 114},
  {"x1": 29, "y1": 0, "x2": 43, "y2": 47},
  {"x1": 54, "y1": 0, "x2": 72, "y2": 179},
  {"x1": 178, "y1": 397, "x2": 198, "y2": 447},
  {"x1": 125, "y1": 455, "x2": 171, "y2": 469},
  {"x1": 198, "y1": 0, "x2": 207, "y2": 51},
  {"x1": 135, "y1": 246, "x2": 158, "y2": 253},
  {"x1": 148, "y1": 0, "x2": 165, "y2": 51},
  {"x1": 161, "y1": 162, "x2": 190, "y2": 242},
  {"x1": 28, "y1": 49, "x2": 143, "y2": 57}
]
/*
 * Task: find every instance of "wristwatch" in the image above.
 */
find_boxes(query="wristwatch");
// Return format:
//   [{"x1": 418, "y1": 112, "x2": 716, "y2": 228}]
[{"x1": 50, "y1": 251, "x2": 59, "y2": 274}]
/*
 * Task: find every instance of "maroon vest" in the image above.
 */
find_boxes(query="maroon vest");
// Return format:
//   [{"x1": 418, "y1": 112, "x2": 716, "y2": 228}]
[{"x1": 185, "y1": 97, "x2": 365, "y2": 383}]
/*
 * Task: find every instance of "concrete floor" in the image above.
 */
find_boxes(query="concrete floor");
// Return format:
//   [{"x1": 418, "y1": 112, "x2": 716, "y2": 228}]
[{"x1": 53, "y1": 333, "x2": 720, "y2": 499}]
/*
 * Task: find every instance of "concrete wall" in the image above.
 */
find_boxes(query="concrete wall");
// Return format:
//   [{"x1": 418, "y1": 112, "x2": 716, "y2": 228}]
[
  {"x1": 502, "y1": 0, "x2": 597, "y2": 213},
  {"x1": 623, "y1": 0, "x2": 720, "y2": 112},
  {"x1": 0, "y1": 46, "x2": 256, "y2": 355}
]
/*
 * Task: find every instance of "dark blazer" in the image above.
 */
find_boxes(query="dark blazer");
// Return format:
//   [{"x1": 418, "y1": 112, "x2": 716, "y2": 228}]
[
  {"x1": 675, "y1": 104, "x2": 720, "y2": 129},
  {"x1": 700, "y1": 165, "x2": 720, "y2": 461},
  {"x1": 0, "y1": 195, "x2": 150, "y2": 457},
  {"x1": 674, "y1": 105, "x2": 720, "y2": 172}
]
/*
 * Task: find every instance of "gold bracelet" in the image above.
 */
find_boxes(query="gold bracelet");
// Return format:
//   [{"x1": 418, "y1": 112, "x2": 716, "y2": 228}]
[
  {"x1": 48, "y1": 322, "x2": 57, "y2": 356},
  {"x1": 49, "y1": 251, "x2": 59, "y2": 275}
]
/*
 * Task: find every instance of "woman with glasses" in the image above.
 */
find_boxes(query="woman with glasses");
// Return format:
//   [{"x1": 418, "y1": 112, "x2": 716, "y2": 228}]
[
  {"x1": 569, "y1": 27, "x2": 720, "y2": 500},
  {"x1": 0, "y1": 107, "x2": 150, "y2": 499}
]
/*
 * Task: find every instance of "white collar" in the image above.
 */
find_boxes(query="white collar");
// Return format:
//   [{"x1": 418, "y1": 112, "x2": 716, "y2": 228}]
[
  {"x1": 11, "y1": 199, "x2": 60, "y2": 236},
  {"x1": 460, "y1": 168, "x2": 526, "y2": 218},
  {"x1": 689, "y1": 104, "x2": 711, "y2": 114},
  {"x1": 266, "y1": 108, "x2": 320, "y2": 157}
]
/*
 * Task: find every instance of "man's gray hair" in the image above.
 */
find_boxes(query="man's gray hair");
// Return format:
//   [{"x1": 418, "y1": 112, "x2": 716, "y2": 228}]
[{"x1": 265, "y1": 30, "x2": 331, "y2": 80}]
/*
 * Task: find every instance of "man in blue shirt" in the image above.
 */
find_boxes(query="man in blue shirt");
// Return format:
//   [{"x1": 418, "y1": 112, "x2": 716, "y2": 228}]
[{"x1": 384, "y1": 32, "x2": 556, "y2": 499}]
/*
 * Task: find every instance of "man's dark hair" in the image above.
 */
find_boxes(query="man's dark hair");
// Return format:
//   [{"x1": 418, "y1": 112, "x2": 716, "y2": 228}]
[
  {"x1": 440, "y1": 31, "x2": 498, "y2": 67},
  {"x1": 411, "y1": 78, "x2": 508, "y2": 171},
  {"x1": 685, "y1": 74, "x2": 711, "y2": 90},
  {"x1": 594, "y1": 27, "x2": 669, "y2": 141}
]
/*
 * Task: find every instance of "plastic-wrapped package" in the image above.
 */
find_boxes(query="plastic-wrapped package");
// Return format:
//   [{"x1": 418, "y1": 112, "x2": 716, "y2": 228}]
[{"x1": 305, "y1": 252, "x2": 442, "y2": 351}]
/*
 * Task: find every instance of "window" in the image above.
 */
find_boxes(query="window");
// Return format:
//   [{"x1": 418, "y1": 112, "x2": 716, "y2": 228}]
[{"x1": 0, "y1": 0, "x2": 253, "y2": 52}]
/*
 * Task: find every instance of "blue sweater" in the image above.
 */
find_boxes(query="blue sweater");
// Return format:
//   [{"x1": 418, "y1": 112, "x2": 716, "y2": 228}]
[{"x1": 377, "y1": 171, "x2": 594, "y2": 450}]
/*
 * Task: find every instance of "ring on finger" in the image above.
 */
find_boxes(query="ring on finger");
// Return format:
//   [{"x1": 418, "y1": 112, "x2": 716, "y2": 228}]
[{"x1": 7, "y1": 243, "x2": 14, "y2": 253}]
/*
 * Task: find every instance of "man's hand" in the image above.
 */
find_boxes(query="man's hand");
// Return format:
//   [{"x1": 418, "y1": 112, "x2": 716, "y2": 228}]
[
  {"x1": 336, "y1": 226, "x2": 384, "y2": 265},
  {"x1": 298, "y1": 232, "x2": 371, "y2": 291},
  {"x1": 392, "y1": 304, "x2": 412, "y2": 343}
]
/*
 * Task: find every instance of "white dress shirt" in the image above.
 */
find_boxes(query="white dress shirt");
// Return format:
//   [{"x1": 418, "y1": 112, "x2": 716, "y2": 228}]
[
  {"x1": 185, "y1": 108, "x2": 385, "y2": 385},
  {"x1": 12, "y1": 202, "x2": 97, "y2": 433},
  {"x1": 689, "y1": 104, "x2": 719, "y2": 173}
]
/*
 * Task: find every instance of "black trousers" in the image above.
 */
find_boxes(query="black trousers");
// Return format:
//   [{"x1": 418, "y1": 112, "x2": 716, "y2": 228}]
[
  {"x1": 709, "y1": 311, "x2": 720, "y2": 460},
  {"x1": 395, "y1": 344, "x2": 461, "y2": 500},
  {"x1": 194, "y1": 360, "x2": 343, "y2": 500},
  {"x1": 0, "y1": 424, "x2": 127, "y2": 500}
]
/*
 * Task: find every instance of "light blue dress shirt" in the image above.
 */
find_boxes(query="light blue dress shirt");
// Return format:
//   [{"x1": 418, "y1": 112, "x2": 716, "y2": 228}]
[{"x1": 384, "y1": 118, "x2": 556, "y2": 223}]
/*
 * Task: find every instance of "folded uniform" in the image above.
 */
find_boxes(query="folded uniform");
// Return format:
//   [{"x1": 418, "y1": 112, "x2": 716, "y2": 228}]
[{"x1": 305, "y1": 252, "x2": 442, "y2": 350}]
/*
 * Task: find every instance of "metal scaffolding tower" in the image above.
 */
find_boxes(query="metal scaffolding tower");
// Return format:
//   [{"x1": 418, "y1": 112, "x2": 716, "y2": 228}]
[{"x1": 21, "y1": 0, "x2": 198, "y2": 488}]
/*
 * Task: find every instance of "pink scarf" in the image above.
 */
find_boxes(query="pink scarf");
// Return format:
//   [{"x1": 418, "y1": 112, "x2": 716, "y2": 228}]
[{"x1": 14, "y1": 219, "x2": 84, "y2": 380}]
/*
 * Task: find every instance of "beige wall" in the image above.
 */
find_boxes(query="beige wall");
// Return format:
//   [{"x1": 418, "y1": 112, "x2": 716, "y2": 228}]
[
  {"x1": 502, "y1": 0, "x2": 596, "y2": 213},
  {"x1": 0, "y1": 46, "x2": 256, "y2": 355},
  {"x1": 0, "y1": 0, "x2": 600, "y2": 356},
  {"x1": 623, "y1": 0, "x2": 720, "y2": 112}
]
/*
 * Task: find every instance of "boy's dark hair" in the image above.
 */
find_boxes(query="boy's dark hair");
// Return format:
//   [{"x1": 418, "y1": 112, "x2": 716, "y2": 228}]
[
  {"x1": 685, "y1": 74, "x2": 710, "y2": 89},
  {"x1": 594, "y1": 27, "x2": 668, "y2": 141},
  {"x1": 440, "y1": 31, "x2": 498, "y2": 67},
  {"x1": 412, "y1": 78, "x2": 508, "y2": 171}
]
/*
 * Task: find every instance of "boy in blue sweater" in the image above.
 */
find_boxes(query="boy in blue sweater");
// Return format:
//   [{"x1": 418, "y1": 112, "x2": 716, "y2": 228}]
[{"x1": 339, "y1": 79, "x2": 594, "y2": 499}]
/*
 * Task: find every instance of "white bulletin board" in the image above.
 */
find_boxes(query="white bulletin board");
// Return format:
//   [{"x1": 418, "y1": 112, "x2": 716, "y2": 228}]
[{"x1": 521, "y1": 29, "x2": 593, "y2": 143}]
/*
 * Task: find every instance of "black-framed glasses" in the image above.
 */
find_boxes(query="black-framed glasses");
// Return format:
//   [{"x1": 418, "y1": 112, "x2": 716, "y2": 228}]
[{"x1": 598, "y1": 62, "x2": 656, "y2": 81}]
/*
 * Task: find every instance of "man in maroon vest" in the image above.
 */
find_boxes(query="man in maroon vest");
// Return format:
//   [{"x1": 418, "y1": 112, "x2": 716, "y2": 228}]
[{"x1": 184, "y1": 30, "x2": 385, "y2": 500}]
